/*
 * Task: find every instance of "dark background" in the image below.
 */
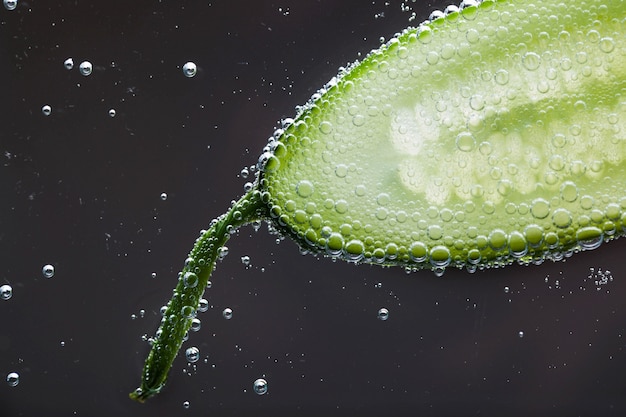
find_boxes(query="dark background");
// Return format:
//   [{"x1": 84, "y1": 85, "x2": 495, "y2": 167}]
[{"x1": 2, "y1": 1, "x2": 626, "y2": 416}]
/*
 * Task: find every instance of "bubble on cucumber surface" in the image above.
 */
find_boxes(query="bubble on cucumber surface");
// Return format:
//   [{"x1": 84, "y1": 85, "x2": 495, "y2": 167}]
[
  {"x1": 6, "y1": 372, "x2": 19, "y2": 387},
  {"x1": 79, "y1": 61, "x2": 92, "y2": 76},
  {"x1": 42, "y1": 264, "x2": 55, "y2": 278},
  {"x1": 3, "y1": 0, "x2": 17, "y2": 11}
]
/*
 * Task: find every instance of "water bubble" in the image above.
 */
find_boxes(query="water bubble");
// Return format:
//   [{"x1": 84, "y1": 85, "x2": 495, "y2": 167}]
[
  {"x1": 42, "y1": 264, "x2": 55, "y2": 278},
  {"x1": 183, "y1": 272, "x2": 198, "y2": 288},
  {"x1": 6, "y1": 372, "x2": 19, "y2": 387},
  {"x1": 222, "y1": 308, "x2": 233, "y2": 320},
  {"x1": 108, "y1": 109, "x2": 116, "y2": 117},
  {"x1": 182, "y1": 400, "x2": 190, "y2": 409},
  {"x1": 3, "y1": 0, "x2": 17, "y2": 10},
  {"x1": 296, "y1": 180, "x2": 314, "y2": 198},
  {"x1": 151, "y1": 272, "x2": 157, "y2": 279},
  {"x1": 79, "y1": 61, "x2": 93, "y2": 76},
  {"x1": 530, "y1": 198, "x2": 550, "y2": 219},
  {"x1": 182, "y1": 62, "x2": 197, "y2": 78},
  {"x1": 253, "y1": 378, "x2": 268, "y2": 395},
  {"x1": 63, "y1": 57, "x2": 74, "y2": 70},
  {"x1": 181, "y1": 305, "x2": 196, "y2": 319},
  {"x1": 190, "y1": 318, "x2": 201, "y2": 331},
  {"x1": 518, "y1": 331, "x2": 524, "y2": 338},
  {"x1": 522, "y1": 52, "x2": 541, "y2": 71},
  {"x1": 39, "y1": 105, "x2": 52, "y2": 117},
  {"x1": 455, "y1": 132, "x2": 475, "y2": 152},
  {"x1": 197, "y1": 298, "x2": 209, "y2": 312},
  {"x1": 377, "y1": 308, "x2": 389, "y2": 321},
  {"x1": 185, "y1": 347, "x2": 200, "y2": 363},
  {"x1": 504, "y1": 286, "x2": 510, "y2": 293},
  {"x1": 160, "y1": 192, "x2": 168, "y2": 201},
  {"x1": 0, "y1": 285, "x2": 12, "y2": 300}
]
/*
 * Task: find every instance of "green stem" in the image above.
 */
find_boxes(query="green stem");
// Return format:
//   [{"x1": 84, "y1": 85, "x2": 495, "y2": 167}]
[{"x1": 130, "y1": 189, "x2": 265, "y2": 402}]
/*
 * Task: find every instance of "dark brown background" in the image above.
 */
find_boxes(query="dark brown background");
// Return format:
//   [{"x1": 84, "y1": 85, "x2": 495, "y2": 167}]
[{"x1": 1, "y1": 1, "x2": 625, "y2": 416}]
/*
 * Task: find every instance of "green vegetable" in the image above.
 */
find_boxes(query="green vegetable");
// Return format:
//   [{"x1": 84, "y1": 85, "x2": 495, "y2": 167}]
[{"x1": 130, "y1": 0, "x2": 626, "y2": 402}]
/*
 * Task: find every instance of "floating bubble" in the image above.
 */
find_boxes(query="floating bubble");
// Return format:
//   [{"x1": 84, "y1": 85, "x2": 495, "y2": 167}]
[
  {"x1": 6, "y1": 372, "x2": 18, "y2": 387},
  {"x1": 41, "y1": 105, "x2": 51, "y2": 116},
  {"x1": 108, "y1": 109, "x2": 116, "y2": 117},
  {"x1": 42, "y1": 264, "x2": 55, "y2": 278},
  {"x1": 190, "y1": 318, "x2": 201, "y2": 332},
  {"x1": 518, "y1": 331, "x2": 524, "y2": 338},
  {"x1": 253, "y1": 378, "x2": 268, "y2": 395},
  {"x1": 185, "y1": 347, "x2": 200, "y2": 363},
  {"x1": 79, "y1": 61, "x2": 93, "y2": 76},
  {"x1": 0, "y1": 284, "x2": 12, "y2": 300},
  {"x1": 160, "y1": 192, "x2": 168, "y2": 201},
  {"x1": 3, "y1": 0, "x2": 17, "y2": 11},
  {"x1": 222, "y1": 308, "x2": 233, "y2": 320},
  {"x1": 182, "y1": 400, "x2": 190, "y2": 409},
  {"x1": 182, "y1": 62, "x2": 197, "y2": 78},
  {"x1": 63, "y1": 58, "x2": 74, "y2": 70},
  {"x1": 377, "y1": 308, "x2": 389, "y2": 321}
]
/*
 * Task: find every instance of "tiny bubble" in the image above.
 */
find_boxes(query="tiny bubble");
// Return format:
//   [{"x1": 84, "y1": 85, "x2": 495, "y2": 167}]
[
  {"x1": 0, "y1": 285, "x2": 12, "y2": 300},
  {"x1": 6, "y1": 372, "x2": 19, "y2": 387},
  {"x1": 160, "y1": 192, "x2": 168, "y2": 201},
  {"x1": 253, "y1": 378, "x2": 268, "y2": 395},
  {"x1": 63, "y1": 57, "x2": 74, "y2": 70},
  {"x1": 79, "y1": 61, "x2": 93, "y2": 76},
  {"x1": 41, "y1": 105, "x2": 52, "y2": 116},
  {"x1": 377, "y1": 308, "x2": 389, "y2": 321},
  {"x1": 222, "y1": 308, "x2": 233, "y2": 320},
  {"x1": 3, "y1": 0, "x2": 17, "y2": 11},
  {"x1": 182, "y1": 62, "x2": 197, "y2": 78},
  {"x1": 108, "y1": 109, "x2": 116, "y2": 117},
  {"x1": 42, "y1": 264, "x2": 55, "y2": 278}
]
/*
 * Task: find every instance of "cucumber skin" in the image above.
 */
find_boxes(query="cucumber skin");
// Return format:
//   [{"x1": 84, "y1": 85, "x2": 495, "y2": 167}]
[{"x1": 260, "y1": 0, "x2": 626, "y2": 272}]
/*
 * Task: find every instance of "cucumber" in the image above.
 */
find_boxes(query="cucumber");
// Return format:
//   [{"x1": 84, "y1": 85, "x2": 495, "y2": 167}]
[{"x1": 131, "y1": 0, "x2": 626, "y2": 402}]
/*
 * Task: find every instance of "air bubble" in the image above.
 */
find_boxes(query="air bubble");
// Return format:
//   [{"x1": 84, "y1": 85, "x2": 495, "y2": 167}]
[
  {"x1": 108, "y1": 109, "x2": 116, "y2": 117},
  {"x1": 319, "y1": 121, "x2": 333, "y2": 134},
  {"x1": 552, "y1": 208, "x2": 572, "y2": 228},
  {"x1": 185, "y1": 347, "x2": 200, "y2": 363},
  {"x1": 522, "y1": 52, "x2": 541, "y2": 71},
  {"x1": 576, "y1": 227, "x2": 603, "y2": 250},
  {"x1": 518, "y1": 331, "x2": 524, "y2": 338},
  {"x1": 181, "y1": 305, "x2": 196, "y2": 319},
  {"x1": 530, "y1": 199, "x2": 550, "y2": 219},
  {"x1": 182, "y1": 401, "x2": 190, "y2": 409},
  {"x1": 6, "y1": 372, "x2": 18, "y2": 387},
  {"x1": 190, "y1": 318, "x2": 201, "y2": 331},
  {"x1": 253, "y1": 378, "x2": 268, "y2": 395},
  {"x1": 296, "y1": 180, "x2": 314, "y2": 198},
  {"x1": 456, "y1": 132, "x2": 476, "y2": 152},
  {"x1": 160, "y1": 192, "x2": 168, "y2": 201},
  {"x1": 182, "y1": 62, "x2": 197, "y2": 78},
  {"x1": 197, "y1": 298, "x2": 209, "y2": 312},
  {"x1": 429, "y1": 246, "x2": 451, "y2": 267},
  {"x1": 63, "y1": 58, "x2": 73, "y2": 70},
  {"x1": 377, "y1": 308, "x2": 389, "y2": 321},
  {"x1": 41, "y1": 105, "x2": 52, "y2": 116},
  {"x1": 223, "y1": 308, "x2": 233, "y2": 320},
  {"x1": 42, "y1": 264, "x2": 55, "y2": 278},
  {"x1": 79, "y1": 61, "x2": 93, "y2": 76},
  {"x1": 183, "y1": 272, "x2": 198, "y2": 288},
  {"x1": 0, "y1": 285, "x2": 12, "y2": 300},
  {"x1": 3, "y1": 0, "x2": 16, "y2": 10}
]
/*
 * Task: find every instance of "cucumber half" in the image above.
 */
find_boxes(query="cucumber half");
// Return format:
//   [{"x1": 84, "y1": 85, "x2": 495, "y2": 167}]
[{"x1": 131, "y1": 0, "x2": 626, "y2": 402}]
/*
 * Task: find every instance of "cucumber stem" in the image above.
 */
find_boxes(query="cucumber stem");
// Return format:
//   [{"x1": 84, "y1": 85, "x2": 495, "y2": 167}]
[{"x1": 130, "y1": 189, "x2": 265, "y2": 402}]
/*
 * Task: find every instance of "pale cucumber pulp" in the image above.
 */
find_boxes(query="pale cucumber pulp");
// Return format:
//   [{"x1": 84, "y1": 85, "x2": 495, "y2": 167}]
[{"x1": 131, "y1": 0, "x2": 626, "y2": 402}]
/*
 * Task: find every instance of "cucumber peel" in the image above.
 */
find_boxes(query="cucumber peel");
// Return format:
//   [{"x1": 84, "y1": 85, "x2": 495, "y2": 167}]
[{"x1": 131, "y1": 0, "x2": 626, "y2": 401}]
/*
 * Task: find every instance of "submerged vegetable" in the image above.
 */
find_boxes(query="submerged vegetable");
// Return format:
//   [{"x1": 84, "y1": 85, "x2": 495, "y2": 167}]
[{"x1": 130, "y1": 0, "x2": 626, "y2": 402}]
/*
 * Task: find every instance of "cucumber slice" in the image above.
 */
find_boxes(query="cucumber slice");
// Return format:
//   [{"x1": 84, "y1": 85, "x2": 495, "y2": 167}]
[{"x1": 131, "y1": 0, "x2": 626, "y2": 402}]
